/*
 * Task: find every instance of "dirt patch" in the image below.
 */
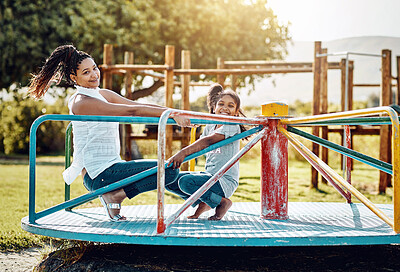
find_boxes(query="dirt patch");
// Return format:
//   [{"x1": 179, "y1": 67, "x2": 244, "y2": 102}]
[
  {"x1": 31, "y1": 244, "x2": 400, "y2": 272},
  {"x1": 0, "y1": 247, "x2": 41, "y2": 272}
]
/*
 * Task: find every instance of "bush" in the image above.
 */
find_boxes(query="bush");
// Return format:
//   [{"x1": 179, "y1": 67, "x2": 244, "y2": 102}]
[{"x1": 0, "y1": 94, "x2": 68, "y2": 155}]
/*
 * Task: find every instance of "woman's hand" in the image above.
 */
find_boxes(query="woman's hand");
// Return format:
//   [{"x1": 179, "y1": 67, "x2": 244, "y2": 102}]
[
  {"x1": 167, "y1": 151, "x2": 187, "y2": 169},
  {"x1": 173, "y1": 115, "x2": 193, "y2": 127}
]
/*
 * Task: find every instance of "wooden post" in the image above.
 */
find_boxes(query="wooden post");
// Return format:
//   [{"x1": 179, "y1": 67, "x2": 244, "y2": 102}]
[
  {"x1": 340, "y1": 59, "x2": 353, "y2": 111},
  {"x1": 348, "y1": 60, "x2": 354, "y2": 171},
  {"x1": 340, "y1": 58, "x2": 346, "y2": 171},
  {"x1": 123, "y1": 51, "x2": 134, "y2": 160},
  {"x1": 231, "y1": 75, "x2": 237, "y2": 92},
  {"x1": 311, "y1": 41, "x2": 322, "y2": 188},
  {"x1": 339, "y1": 59, "x2": 354, "y2": 170},
  {"x1": 320, "y1": 48, "x2": 328, "y2": 184},
  {"x1": 102, "y1": 44, "x2": 113, "y2": 90},
  {"x1": 379, "y1": 49, "x2": 392, "y2": 193},
  {"x1": 180, "y1": 50, "x2": 191, "y2": 171},
  {"x1": 348, "y1": 60, "x2": 354, "y2": 111},
  {"x1": 397, "y1": 56, "x2": 400, "y2": 105},
  {"x1": 340, "y1": 59, "x2": 346, "y2": 112},
  {"x1": 217, "y1": 57, "x2": 225, "y2": 87},
  {"x1": 165, "y1": 45, "x2": 175, "y2": 158}
]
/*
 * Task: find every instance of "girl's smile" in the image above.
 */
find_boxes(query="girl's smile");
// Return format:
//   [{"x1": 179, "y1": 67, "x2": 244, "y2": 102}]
[{"x1": 215, "y1": 95, "x2": 239, "y2": 116}]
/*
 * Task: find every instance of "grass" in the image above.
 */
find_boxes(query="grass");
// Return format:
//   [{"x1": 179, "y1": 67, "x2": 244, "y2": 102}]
[{"x1": 0, "y1": 151, "x2": 393, "y2": 252}]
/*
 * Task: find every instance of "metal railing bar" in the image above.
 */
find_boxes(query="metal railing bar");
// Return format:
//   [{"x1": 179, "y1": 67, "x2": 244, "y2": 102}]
[
  {"x1": 164, "y1": 128, "x2": 266, "y2": 229},
  {"x1": 284, "y1": 129, "x2": 351, "y2": 201},
  {"x1": 287, "y1": 126, "x2": 392, "y2": 174},
  {"x1": 29, "y1": 115, "x2": 262, "y2": 223},
  {"x1": 279, "y1": 126, "x2": 394, "y2": 228},
  {"x1": 287, "y1": 116, "x2": 394, "y2": 126},
  {"x1": 156, "y1": 109, "x2": 266, "y2": 233}
]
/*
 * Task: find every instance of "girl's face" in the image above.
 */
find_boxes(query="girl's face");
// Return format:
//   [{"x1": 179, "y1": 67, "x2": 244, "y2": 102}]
[
  {"x1": 70, "y1": 58, "x2": 100, "y2": 89},
  {"x1": 215, "y1": 95, "x2": 239, "y2": 116}
]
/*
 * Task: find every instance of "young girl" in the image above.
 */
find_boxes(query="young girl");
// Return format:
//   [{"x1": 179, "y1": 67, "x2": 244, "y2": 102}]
[
  {"x1": 28, "y1": 44, "x2": 192, "y2": 222},
  {"x1": 166, "y1": 84, "x2": 246, "y2": 220}
]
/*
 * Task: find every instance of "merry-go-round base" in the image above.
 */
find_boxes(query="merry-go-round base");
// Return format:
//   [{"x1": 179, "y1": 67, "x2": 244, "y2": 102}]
[{"x1": 21, "y1": 202, "x2": 400, "y2": 247}]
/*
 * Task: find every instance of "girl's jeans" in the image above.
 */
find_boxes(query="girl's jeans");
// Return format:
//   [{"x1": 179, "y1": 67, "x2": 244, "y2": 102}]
[
  {"x1": 165, "y1": 171, "x2": 225, "y2": 209},
  {"x1": 83, "y1": 159, "x2": 179, "y2": 199}
]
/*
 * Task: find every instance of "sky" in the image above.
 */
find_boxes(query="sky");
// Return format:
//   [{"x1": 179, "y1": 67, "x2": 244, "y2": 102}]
[{"x1": 267, "y1": 0, "x2": 400, "y2": 41}]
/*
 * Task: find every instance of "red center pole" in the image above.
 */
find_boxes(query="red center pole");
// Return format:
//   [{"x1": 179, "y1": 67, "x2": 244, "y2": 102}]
[{"x1": 260, "y1": 118, "x2": 289, "y2": 220}]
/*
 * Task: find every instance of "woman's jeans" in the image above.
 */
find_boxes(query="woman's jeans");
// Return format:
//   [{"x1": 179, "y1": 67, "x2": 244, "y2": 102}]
[
  {"x1": 165, "y1": 171, "x2": 225, "y2": 209},
  {"x1": 83, "y1": 159, "x2": 179, "y2": 199}
]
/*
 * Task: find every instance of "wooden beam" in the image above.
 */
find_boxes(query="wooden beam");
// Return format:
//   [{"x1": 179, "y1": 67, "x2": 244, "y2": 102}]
[
  {"x1": 174, "y1": 67, "x2": 314, "y2": 75},
  {"x1": 223, "y1": 61, "x2": 342, "y2": 70},
  {"x1": 340, "y1": 59, "x2": 346, "y2": 112},
  {"x1": 102, "y1": 44, "x2": 113, "y2": 90},
  {"x1": 379, "y1": 49, "x2": 392, "y2": 193},
  {"x1": 165, "y1": 45, "x2": 175, "y2": 158},
  {"x1": 180, "y1": 50, "x2": 191, "y2": 171},
  {"x1": 320, "y1": 48, "x2": 328, "y2": 184},
  {"x1": 122, "y1": 51, "x2": 134, "y2": 161},
  {"x1": 100, "y1": 64, "x2": 169, "y2": 72},
  {"x1": 217, "y1": 58, "x2": 225, "y2": 86},
  {"x1": 312, "y1": 41, "x2": 322, "y2": 189},
  {"x1": 348, "y1": 60, "x2": 354, "y2": 111}
]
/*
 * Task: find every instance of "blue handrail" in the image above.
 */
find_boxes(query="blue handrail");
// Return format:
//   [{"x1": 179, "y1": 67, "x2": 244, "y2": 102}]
[{"x1": 28, "y1": 114, "x2": 262, "y2": 223}]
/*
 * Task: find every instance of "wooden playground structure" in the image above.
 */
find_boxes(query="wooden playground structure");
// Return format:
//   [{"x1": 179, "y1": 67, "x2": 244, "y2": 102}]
[{"x1": 99, "y1": 41, "x2": 400, "y2": 193}]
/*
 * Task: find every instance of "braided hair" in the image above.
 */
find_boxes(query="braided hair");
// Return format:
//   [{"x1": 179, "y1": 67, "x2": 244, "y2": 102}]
[{"x1": 28, "y1": 45, "x2": 92, "y2": 99}]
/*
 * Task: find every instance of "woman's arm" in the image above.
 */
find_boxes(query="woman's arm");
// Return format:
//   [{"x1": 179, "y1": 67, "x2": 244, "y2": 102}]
[
  {"x1": 71, "y1": 93, "x2": 191, "y2": 127},
  {"x1": 100, "y1": 89, "x2": 166, "y2": 109},
  {"x1": 168, "y1": 132, "x2": 225, "y2": 169}
]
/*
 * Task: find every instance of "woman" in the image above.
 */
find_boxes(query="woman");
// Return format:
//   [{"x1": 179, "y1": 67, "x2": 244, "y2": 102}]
[{"x1": 29, "y1": 44, "x2": 192, "y2": 222}]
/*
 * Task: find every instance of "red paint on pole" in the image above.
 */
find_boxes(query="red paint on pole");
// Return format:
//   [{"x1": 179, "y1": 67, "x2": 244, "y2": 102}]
[
  {"x1": 345, "y1": 125, "x2": 352, "y2": 203},
  {"x1": 157, "y1": 218, "x2": 165, "y2": 234},
  {"x1": 261, "y1": 119, "x2": 288, "y2": 219}
]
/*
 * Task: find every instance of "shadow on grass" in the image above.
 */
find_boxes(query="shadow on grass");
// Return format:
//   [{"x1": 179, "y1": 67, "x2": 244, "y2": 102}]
[{"x1": 0, "y1": 155, "x2": 64, "y2": 166}]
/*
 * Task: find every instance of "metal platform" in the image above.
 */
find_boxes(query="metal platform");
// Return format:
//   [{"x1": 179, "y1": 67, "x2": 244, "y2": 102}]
[{"x1": 21, "y1": 202, "x2": 400, "y2": 246}]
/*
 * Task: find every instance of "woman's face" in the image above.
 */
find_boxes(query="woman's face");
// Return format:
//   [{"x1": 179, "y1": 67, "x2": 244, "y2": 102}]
[
  {"x1": 71, "y1": 58, "x2": 100, "y2": 89},
  {"x1": 215, "y1": 95, "x2": 239, "y2": 116}
]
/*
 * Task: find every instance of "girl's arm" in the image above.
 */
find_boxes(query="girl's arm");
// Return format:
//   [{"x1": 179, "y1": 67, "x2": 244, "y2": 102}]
[
  {"x1": 71, "y1": 92, "x2": 191, "y2": 127},
  {"x1": 168, "y1": 132, "x2": 225, "y2": 169}
]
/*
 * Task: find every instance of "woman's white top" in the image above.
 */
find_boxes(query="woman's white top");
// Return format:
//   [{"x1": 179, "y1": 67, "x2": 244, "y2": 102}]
[{"x1": 62, "y1": 86, "x2": 123, "y2": 185}]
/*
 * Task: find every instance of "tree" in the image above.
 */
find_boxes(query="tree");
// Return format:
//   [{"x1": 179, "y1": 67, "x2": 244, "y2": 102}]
[
  {"x1": 0, "y1": 0, "x2": 76, "y2": 89},
  {"x1": 0, "y1": 0, "x2": 291, "y2": 154},
  {"x1": 1, "y1": 0, "x2": 290, "y2": 93}
]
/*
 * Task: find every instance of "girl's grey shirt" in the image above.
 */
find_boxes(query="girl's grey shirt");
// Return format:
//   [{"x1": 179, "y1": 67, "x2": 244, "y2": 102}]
[{"x1": 202, "y1": 124, "x2": 240, "y2": 198}]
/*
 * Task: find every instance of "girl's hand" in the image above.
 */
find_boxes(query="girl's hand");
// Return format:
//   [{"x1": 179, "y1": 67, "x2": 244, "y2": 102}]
[
  {"x1": 173, "y1": 115, "x2": 193, "y2": 127},
  {"x1": 167, "y1": 152, "x2": 186, "y2": 169}
]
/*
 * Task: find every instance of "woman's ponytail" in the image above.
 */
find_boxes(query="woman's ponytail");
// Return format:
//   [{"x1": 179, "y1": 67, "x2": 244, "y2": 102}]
[{"x1": 28, "y1": 45, "x2": 91, "y2": 99}]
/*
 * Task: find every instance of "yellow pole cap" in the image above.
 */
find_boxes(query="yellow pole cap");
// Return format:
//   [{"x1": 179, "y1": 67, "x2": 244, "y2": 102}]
[{"x1": 261, "y1": 102, "x2": 289, "y2": 117}]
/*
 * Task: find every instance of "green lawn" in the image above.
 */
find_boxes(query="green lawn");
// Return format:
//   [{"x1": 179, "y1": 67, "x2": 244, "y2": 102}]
[{"x1": 0, "y1": 154, "x2": 393, "y2": 251}]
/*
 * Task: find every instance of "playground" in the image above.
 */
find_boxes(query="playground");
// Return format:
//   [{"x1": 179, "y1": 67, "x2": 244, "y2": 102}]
[
  {"x1": 0, "y1": 36, "x2": 394, "y2": 270},
  {"x1": 20, "y1": 39, "x2": 400, "y2": 237}
]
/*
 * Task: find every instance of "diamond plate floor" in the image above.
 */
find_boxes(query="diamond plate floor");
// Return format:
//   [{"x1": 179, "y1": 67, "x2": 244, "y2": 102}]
[{"x1": 21, "y1": 202, "x2": 400, "y2": 246}]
